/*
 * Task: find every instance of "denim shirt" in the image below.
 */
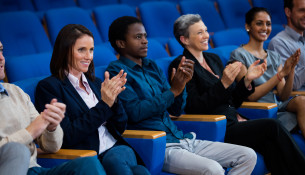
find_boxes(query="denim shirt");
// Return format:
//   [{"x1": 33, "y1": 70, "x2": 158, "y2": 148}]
[{"x1": 106, "y1": 56, "x2": 192, "y2": 143}]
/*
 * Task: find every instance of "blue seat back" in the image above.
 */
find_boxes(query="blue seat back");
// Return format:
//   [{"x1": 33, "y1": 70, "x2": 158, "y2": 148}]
[
  {"x1": 0, "y1": 11, "x2": 52, "y2": 57},
  {"x1": 168, "y1": 39, "x2": 184, "y2": 57},
  {"x1": 33, "y1": 0, "x2": 76, "y2": 11},
  {"x1": 78, "y1": 0, "x2": 119, "y2": 9},
  {"x1": 147, "y1": 39, "x2": 169, "y2": 60},
  {"x1": 45, "y1": 7, "x2": 102, "y2": 45},
  {"x1": 0, "y1": 0, "x2": 34, "y2": 12},
  {"x1": 155, "y1": 57, "x2": 175, "y2": 81},
  {"x1": 269, "y1": 24, "x2": 284, "y2": 39},
  {"x1": 93, "y1": 45, "x2": 117, "y2": 67},
  {"x1": 212, "y1": 28, "x2": 249, "y2": 48},
  {"x1": 93, "y1": 4, "x2": 136, "y2": 42},
  {"x1": 120, "y1": 0, "x2": 155, "y2": 7},
  {"x1": 94, "y1": 66, "x2": 107, "y2": 81},
  {"x1": 180, "y1": 0, "x2": 226, "y2": 32},
  {"x1": 5, "y1": 52, "x2": 52, "y2": 83},
  {"x1": 252, "y1": 0, "x2": 286, "y2": 25},
  {"x1": 139, "y1": 2, "x2": 180, "y2": 43},
  {"x1": 206, "y1": 45, "x2": 239, "y2": 66},
  {"x1": 217, "y1": 0, "x2": 251, "y2": 28},
  {"x1": 13, "y1": 76, "x2": 47, "y2": 104}
]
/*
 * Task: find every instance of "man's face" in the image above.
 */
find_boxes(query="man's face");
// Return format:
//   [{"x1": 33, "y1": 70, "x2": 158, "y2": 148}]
[
  {"x1": 0, "y1": 42, "x2": 5, "y2": 80},
  {"x1": 122, "y1": 23, "x2": 148, "y2": 60},
  {"x1": 287, "y1": 0, "x2": 305, "y2": 33}
]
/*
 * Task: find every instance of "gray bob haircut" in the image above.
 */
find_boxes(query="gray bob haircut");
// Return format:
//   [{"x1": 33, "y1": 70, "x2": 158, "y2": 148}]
[{"x1": 173, "y1": 14, "x2": 202, "y2": 47}]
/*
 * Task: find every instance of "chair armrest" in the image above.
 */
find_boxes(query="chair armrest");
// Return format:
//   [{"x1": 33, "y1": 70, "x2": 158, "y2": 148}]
[
  {"x1": 172, "y1": 115, "x2": 227, "y2": 142},
  {"x1": 237, "y1": 102, "x2": 278, "y2": 119},
  {"x1": 37, "y1": 149, "x2": 97, "y2": 168},
  {"x1": 123, "y1": 130, "x2": 166, "y2": 175}
]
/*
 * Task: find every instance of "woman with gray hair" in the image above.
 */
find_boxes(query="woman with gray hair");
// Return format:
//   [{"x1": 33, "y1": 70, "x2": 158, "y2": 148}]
[{"x1": 169, "y1": 14, "x2": 305, "y2": 175}]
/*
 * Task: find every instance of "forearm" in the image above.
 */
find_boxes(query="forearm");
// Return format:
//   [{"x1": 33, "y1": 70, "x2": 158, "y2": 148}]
[
  {"x1": 167, "y1": 88, "x2": 186, "y2": 116},
  {"x1": 279, "y1": 71, "x2": 294, "y2": 101},
  {"x1": 248, "y1": 75, "x2": 280, "y2": 101},
  {"x1": 36, "y1": 126, "x2": 63, "y2": 153},
  {"x1": 0, "y1": 129, "x2": 33, "y2": 147}
]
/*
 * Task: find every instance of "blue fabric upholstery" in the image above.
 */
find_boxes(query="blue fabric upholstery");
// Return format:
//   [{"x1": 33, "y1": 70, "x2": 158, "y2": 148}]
[
  {"x1": 155, "y1": 57, "x2": 176, "y2": 81},
  {"x1": 269, "y1": 24, "x2": 285, "y2": 38},
  {"x1": 13, "y1": 76, "x2": 47, "y2": 103},
  {"x1": 120, "y1": 0, "x2": 156, "y2": 8},
  {"x1": 77, "y1": 0, "x2": 119, "y2": 9},
  {"x1": 0, "y1": 0, "x2": 34, "y2": 12},
  {"x1": 124, "y1": 136, "x2": 166, "y2": 175},
  {"x1": 32, "y1": 0, "x2": 76, "y2": 11},
  {"x1": 212, "y1": 28, "x2": 249, "y2": 48},
  {"x1": 206, "y1": 45, "x2": 239, "y2": 66},
  {"x1": 93, "y1": 45, "x2": 117, "y2": 67},
  {"x1": 252, "y1": 0, "x2": 287, "y2": 25},
  {"x1": 139, "y1": 1, "x2": 180, "y2": 46},
  {"x1": 217, "y1": 0, "x2": 251, "y2": 29},
  {"x1": 5, "y1": 52, "x2": 51, "y2": 83},
  {"x1": 0, "y1": 11, "x2": 52, "y2": 57},
  {"x1": 45, "y1": 7, "x2": 103, "y2": 45},
  {"x1": 93, "y1": 4, "x2": 136, "y2": 42},
  {"x1": 147, "y1": 39, "x2": 169, "y2": 60},
  {"x1": 168, "y1": 39, "x2": 184, "y2": 57},
  {"x1": 179, "y1": 0, "x2": 226, "y2": 33},
  {"x1": 95, "y1": 66, "x2": 107, "y2": 81}
]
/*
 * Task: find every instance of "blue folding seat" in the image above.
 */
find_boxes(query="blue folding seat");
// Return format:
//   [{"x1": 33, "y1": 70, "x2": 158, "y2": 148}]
[
  {"x1": 93, "y1": 4, "x2": 136, "y2": 42},
  {"x1": 206, "y1": 45, "x2": 239, "y2": 66},
  {"x1": 5, "y1": 52, "x2": 52, "y2": 83},
  {"x1": 77, "y1": 0, "x2": 119, "y2": 10},
  {"x1": 45, "y1": 7, "x2": 103, "y2": 46},
  {"x1": 32, "y1": 0, "x2": 76, "y2": 11},
  {"x1": 252, "y1": 0, "x2": 286, "y2": 25},
  {"x1": 139, "y1": 1, "x2": 181, "y2": 46},
  {"x1": 0, "y1": 11, "x2": 52, "y2": 57},
  {"x1": 93, "y1": 45, "x2": 117, "y2": 67},
  {"x1": 179, "y1": 0, "x2": 226, "y2": 33},
  {"x1": 216, "y1": 0, "x2": 251, "y2": 29},
  {"x1": 212, "y1": 28, "x2": 249, "y2": 48},
  {"x1": 119, "y1": 0, "x2": 155, "y2": 9},
  {"x1": 0, "y1": 0, "x2": 34, "y2": 13},
  {"x1": 147, "y1": 39, "x2": 169, "y2": 60}
]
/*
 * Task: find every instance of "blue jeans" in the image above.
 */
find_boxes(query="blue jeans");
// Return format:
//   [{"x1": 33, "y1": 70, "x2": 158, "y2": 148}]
[
  {"x1": 27, "y1": 157, "x2": 106, "y2": 175},
  {"x1": 99, "y1": 144, "x2": 150, "y2": 175}
]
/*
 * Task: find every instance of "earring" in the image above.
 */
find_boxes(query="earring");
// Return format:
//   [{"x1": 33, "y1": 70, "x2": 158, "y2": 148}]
[{"x1": 246, "y1": 29, "x2": 250, "y2": 32}]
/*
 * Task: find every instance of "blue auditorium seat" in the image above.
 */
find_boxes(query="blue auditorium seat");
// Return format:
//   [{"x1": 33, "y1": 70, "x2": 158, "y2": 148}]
[
  {"x1": 139, "y1": 1, "x2": 181, "y2": 46},
  {"x1": 45, "y1": 7, "x2": 103, "y2": 46},
  {"x1": 32, "y1": 0, "x2": 76, "y2": 11},
  {"x1": 179, "y1": 0, "x2": 226, "y2": 33},
  {"x1": 168, "y1": 39, "x2": 184, "y2": 57},
  {"x1": 147, "y1": 39, "x2": 169, "y2": 60},
  {"x1": 77, "y1": 0, "x2": 119, "y2": 10},
  {"x1": 206, "y1": 45, "x2": 239, "y2": 66},
  {"x1": 0, "y1": 11, "x2": 52, "y2": 57},
  {"x1": 212, "y1": 28, "x2": 249, "y2": 48},
  {"x1": 93, "y1": 45, "x2": 117, "y2": 67},
  {"x1": 0, "y1": 0, "x2": 34, "y2": 13},
  {"x1": 5, "y1": 52, "x2": 52, "y2": 83},
  {"x1": 252, "y1": 0, "x2": 287, "y2": 25},
  {"x1": 93, "y1": 4, "x2": 136, "y2": 42},
  {"x1": 216, "y1": 0, "x2": 251, "y2": 29}
]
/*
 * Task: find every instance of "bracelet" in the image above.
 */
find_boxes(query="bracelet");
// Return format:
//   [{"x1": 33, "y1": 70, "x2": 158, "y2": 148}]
[{"x1": 276, "y1": 72, "x2": 282, "y2": 81}]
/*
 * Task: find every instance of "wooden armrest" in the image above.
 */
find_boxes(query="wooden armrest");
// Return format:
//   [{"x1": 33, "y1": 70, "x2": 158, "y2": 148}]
[
  {"x1": 240, "y1": 102, "x2": 277, "y2": 110},
  {"x1": 37, "y1": 149, "x2": 97, "y2": 159},
  {"x1": 122, "y1": 130, "x2": 166, "y2": 139},
  {"x1": 173, "y1": 114, "x2": 226, "y2": 122}
]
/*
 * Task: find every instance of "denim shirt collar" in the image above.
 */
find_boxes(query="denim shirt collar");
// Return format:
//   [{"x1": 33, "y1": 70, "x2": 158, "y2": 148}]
[
  {"x1": 285, "y1": 26, "x2": 305, "y2": 43},
  {"x1": 119, "y1": 56, "x2": 151, "y2": 69}
]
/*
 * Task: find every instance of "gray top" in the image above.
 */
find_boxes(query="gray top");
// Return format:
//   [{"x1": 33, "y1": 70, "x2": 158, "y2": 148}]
[
  {"x1": 269, "y1": 26, "x2": 305, "y2": 90},
  {"x1": 230, "y1": 46, "x2": 281, "y2": 105}
]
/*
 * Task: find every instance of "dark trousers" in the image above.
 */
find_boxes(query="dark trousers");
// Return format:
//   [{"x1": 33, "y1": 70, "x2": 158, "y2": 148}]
[
  {"x1": 225, "y1": 118, "x2": 305, "y2": 175},
  {"x1": 99, "y1": 144, "x2": 150, "y2": 175}
]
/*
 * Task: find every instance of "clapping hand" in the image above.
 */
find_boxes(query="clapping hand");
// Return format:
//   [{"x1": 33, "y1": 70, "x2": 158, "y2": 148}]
[{"x1": 101, "y1": 70, "x2": 127, "y2": 107}]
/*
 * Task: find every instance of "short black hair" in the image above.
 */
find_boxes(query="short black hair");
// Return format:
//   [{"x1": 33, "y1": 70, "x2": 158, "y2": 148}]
[
  {"x1": 108, "y1": 16, "x2": 142, "y2": 54},
  {"x1": 284, "y1": 0, "x2": 294, "y2": 10},
  {"x1": 245, "y1": 7, "x2": 271, "y2": 26}
]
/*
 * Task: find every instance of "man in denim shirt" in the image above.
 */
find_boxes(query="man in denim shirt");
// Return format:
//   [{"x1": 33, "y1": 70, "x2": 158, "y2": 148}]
[
  {"x1": 106, "y1": 16, "x2": 257, "y2": 175},
  {"x1": 269, "y1": 0, "x2": 305, "y2": 90}
]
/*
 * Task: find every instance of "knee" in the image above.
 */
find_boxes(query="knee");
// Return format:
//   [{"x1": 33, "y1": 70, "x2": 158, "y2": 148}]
[
  {"x1": 292, "y1": 96, "x2": 305, "y2": 110},
  {"x1": 201, "y1": 162, "x2": 224, "y2": 175},
  {"x1": 131, "y1": 165, "x2": 150, "y2": 175},
  {"x1": 3, "y1": 142, "x2": 30, "y2": 160},
  {"x1": 239, "y1": 147, "x2": 257, "y2": 166},
  {"x1": 75, "y1": 157, "x2": 105, "y2": 174}
]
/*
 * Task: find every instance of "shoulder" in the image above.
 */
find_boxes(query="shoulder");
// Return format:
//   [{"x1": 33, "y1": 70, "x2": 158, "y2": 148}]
[
  {"x1": 107, "y1": 59, "x2": 126, "y2": 74},
  {"x1": 3, "y1": 83, "x2": 30, "y2": 102}
]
